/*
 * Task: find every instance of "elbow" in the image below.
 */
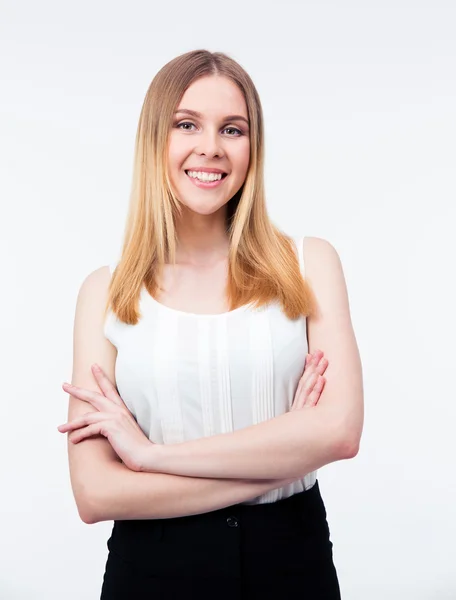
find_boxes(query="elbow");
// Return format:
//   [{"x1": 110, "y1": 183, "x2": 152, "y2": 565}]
[
  {"x1": 332, "y1": 419, "x2": 362, "y2": 460},
  {"x1": 73, "y1": 459, "x2": 124, "y2": 523},
  {"x1": 336, "y1": 430, "x2": 361, "y2": 460},
  {"x1": 76, "y1": 495, "x2": 99, "y2": 525},
  {"x1": 74, "y1": 485, "x2": 104, "y2": 525},
  {"x1": 79, "y1": 508, "x2": 95, "y2": 525},
  {"x1": 81, "y1": 503, "x2": 104, "y2": 525},
  {"x1": 340, "y1": 438, "x2": 360, "y2": 459},
  {"x1": 334, "y1": 412, "x2": 363, "y2": 460}
]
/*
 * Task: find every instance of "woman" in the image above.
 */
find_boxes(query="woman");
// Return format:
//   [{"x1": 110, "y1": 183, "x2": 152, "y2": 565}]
[{"x1": 59, "y1": 49, "x2": 364, "y2": 599}]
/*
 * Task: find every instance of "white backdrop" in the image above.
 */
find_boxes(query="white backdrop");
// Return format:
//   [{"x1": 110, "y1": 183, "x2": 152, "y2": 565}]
[{"x1": 1, "y1": 0, "x2": 455, "y2": 598}]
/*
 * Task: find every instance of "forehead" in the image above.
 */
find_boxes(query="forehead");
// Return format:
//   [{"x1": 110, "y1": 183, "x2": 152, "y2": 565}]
[{"x1": 178, "y1": 76, "x2": 248, "y2": 118}]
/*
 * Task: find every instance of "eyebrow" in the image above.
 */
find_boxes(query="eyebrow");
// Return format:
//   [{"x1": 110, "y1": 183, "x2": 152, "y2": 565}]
[{"x1": 174, "y1": 108, "x2": 249, "y2": 126}]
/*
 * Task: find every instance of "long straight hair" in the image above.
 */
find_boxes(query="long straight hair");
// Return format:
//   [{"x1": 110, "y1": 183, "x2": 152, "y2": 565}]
[{"x1": 105, "y1": 49, "x2": 317, "y2": 323}]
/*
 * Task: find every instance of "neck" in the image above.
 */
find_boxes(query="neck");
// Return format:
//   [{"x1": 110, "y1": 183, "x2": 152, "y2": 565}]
[{"x1": 174, "y1": 207, "x2": 230, "y2": 266}]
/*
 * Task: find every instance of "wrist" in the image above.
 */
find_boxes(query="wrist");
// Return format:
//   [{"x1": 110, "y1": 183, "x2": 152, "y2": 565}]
[{"x1": 139, "y1": 441, "x2": 165, "y2": 473}]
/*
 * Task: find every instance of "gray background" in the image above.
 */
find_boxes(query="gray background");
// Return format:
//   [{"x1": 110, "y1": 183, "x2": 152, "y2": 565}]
[{"x1": 1, "y1": 0, "x2": 455, "y2": 598}]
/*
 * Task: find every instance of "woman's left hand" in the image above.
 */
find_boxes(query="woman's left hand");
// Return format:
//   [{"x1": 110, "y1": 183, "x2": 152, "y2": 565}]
[{"x1": 58, "y1": 364, "x2": 153, "y2": 472}]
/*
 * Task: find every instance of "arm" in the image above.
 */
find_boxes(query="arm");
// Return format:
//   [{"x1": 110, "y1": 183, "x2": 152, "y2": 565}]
[
  {"x1": 66, "y1": 266, "x2": 298, "y2": 524},
  {"x1": 140, "y1": 236, "x2": 364, "y2": 480},
  {"x1": 89, "y1": 463, "x2": 299, "y2": 523}
]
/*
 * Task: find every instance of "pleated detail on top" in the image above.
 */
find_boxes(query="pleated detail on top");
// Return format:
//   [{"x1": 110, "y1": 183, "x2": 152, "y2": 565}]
[
  {"x1": 215, "y1": 316, "x2": 234, "y2": 434},
  {"x1": 104, "y1": 236, "x2": 318, "y2": 504},
  {"x1": 198, "y1": 318, "x2": 216, "y2": 438},
  {"x1": 152, "y1": 308, "x2": 185, "y2": 444},
  {"x1": 249, "y1": 307, "x2": 279, "y2": 503}
]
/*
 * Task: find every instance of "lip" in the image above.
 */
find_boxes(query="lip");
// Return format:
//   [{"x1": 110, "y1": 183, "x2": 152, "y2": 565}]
[
  {"x1": 185, "y1": 167, "x2": 228, "y2": 174},
  {"x1": 185, "y1": 170, "x2": 228, "y2": 189}
]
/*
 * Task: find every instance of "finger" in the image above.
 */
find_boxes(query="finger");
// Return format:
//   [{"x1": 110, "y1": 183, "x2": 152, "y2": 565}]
[
  {"x1": 302, "y1": 351, "x2": 326, "y2": 374},
  {"x1": 62, "y1": 383, "x2": 111, "y2": 411},
  {"x1": 305, "y1": 355, "x2": 328, "y2": 378},
  {"x1": 302, "y1": 352, "x2": 314, "y2": 373},
  {"x1": 302, "y1": 371, "x2": 320, "y2": 400},
  {"x1": 57, "y1": 411, "x2": 109, "y2": 433},
  {"x1": 297, "y1": 355, "x2": 326, "y2": 397},
  {"x1": 293, "y1": 372, "x2": 319, "y2": 410},
  {"x1": 91, "y1": 364, "x2": 125, "y2": 408},
  {"x1": 311, "y1": 351, "x2": 326, "y2": 368},
  {"x1": 292, "y1": 351, "x2": 327, "y2": 411},
  {"x1": 293, "y1": 374, "x2": 308, "y2": 406},
  {"x1": 318, "y1": 357, "x2": 328, "y2": 375},
  {"x1": 69, "y1": 422, "x2": 105, "y2": 444},
  {"x1": 310, "y1": 349, "x2": 323, "y2": 365},
  {"x1": 304, "y1": 376, "x2": 326, "y2": 408},
  {"x1": 311, "y1": 376, "x2": 326, "y2": 405}
]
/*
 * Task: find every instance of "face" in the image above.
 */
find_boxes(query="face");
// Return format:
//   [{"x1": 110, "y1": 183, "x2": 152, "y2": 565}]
[{"x1": 167, "y1": 75, "x2": 250, "y2": 217}]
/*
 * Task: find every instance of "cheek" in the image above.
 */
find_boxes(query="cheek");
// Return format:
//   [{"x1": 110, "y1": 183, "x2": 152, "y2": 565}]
[
  {"x1": 168, "y1": 136, "x2": 189, "y2": 168},
  {"x1": 233, "y1": 145, "x2": 250, "y2": 178}
]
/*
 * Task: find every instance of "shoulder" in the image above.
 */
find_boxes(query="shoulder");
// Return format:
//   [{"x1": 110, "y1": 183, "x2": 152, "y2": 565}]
[
  {"x1": 302, "y1": 235, "x2": 343, "y2": 277},
  {"x1": 76, "y1": 265, "x2": 112, "y2": 309},
  {"x1": 303, "y1": 236, "x2": 341, "y2": 276},
  {"x1": 302, "y1": 236, "x2": 349, "y2": 318},
  {"x1": 72, "y1": 265, "x2": 116, "y2": 355},
  {"x1": 302, "y1": 235, "x2": 340, "y2": 264}
]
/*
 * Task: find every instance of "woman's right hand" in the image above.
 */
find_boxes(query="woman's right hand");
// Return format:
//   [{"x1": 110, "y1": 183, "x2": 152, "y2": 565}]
[{"x1": 290, "y1": 349, "x2": 328, "y2": 411}]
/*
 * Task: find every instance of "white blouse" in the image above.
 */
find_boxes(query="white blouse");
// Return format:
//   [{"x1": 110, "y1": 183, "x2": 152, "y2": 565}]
[{"x1": 103, "y1": 235, "x2": 317, "y2": 504}]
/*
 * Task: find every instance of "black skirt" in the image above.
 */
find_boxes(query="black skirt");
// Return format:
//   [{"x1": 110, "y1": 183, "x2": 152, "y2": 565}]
[{"x1": 100, "y1": 479, "x2": 341, "y2": 599}]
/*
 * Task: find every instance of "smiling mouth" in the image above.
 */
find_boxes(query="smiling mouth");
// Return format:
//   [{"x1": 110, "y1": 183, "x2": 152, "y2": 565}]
[{"x1": 184, "y1": 170, "x2": 228, "y2": 179}]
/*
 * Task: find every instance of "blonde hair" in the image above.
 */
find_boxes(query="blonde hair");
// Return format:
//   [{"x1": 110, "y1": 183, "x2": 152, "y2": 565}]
[{"x1": 105, "y1": 49, "x2": 317, "y2": 323}]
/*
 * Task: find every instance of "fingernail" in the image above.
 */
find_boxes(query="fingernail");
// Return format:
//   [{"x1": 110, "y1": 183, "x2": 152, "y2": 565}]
[{"x1": 92, "y1": 364, "x2": 101, "y2": 371}]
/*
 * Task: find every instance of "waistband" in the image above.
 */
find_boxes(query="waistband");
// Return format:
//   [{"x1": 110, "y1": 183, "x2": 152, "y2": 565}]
[{"x1": 112, "y1": 479, "x2": 325, "y2": 534}]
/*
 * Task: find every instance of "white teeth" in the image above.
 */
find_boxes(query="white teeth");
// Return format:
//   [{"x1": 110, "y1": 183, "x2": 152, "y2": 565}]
[{"x1": 187, "y1": 170, "x2": 224, "y2": 182}]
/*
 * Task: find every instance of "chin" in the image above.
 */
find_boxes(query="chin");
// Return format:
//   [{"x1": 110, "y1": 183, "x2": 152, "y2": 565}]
[
  {"x1": 187, "y1": 204, "x2": 226, "y2": 216},
  {"x1": 179, "y1": 198, "x2": 228, "y2": 216}
]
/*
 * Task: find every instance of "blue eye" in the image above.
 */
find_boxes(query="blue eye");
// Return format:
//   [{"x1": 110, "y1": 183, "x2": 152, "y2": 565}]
[{"x1": 176, "y1": 122, "x2": 243, "y2": 136}]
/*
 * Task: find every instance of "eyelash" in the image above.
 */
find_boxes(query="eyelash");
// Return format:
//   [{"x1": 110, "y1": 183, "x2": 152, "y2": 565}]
[{"x1": 175, "y1": 121, "x2": 244, "y2": 137}]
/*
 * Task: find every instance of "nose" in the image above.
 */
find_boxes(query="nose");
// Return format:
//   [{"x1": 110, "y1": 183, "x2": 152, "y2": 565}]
[{"x1": 195, "y1": 127, "x2": 224, "y2": 159}]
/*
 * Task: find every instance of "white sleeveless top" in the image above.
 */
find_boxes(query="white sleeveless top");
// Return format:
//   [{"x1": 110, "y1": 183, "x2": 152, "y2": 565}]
[{"x1": 103, "y1": 236, "x2": 317, "y2": 504}]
